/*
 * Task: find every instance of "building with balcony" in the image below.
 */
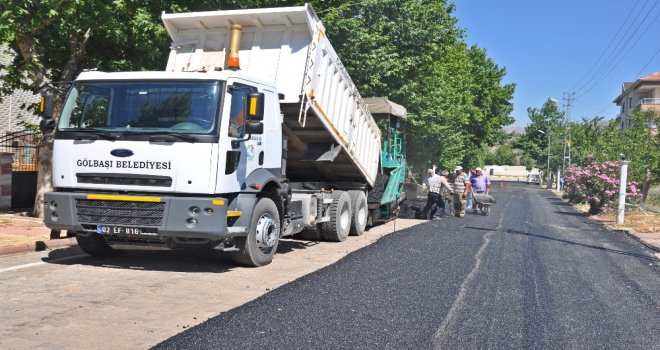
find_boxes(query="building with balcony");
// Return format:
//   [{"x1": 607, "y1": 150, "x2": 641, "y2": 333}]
[{"x1": 613, "y1": 72, "x2": 660, "y2": 128}]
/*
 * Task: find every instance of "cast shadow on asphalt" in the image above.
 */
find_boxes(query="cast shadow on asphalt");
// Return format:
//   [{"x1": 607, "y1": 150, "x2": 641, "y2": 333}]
[
  {"x1": 465, "y1": 225, "x2": 659, "y2": 262},
  {"x1": 548, "y1": 197, "x2": 572, "y2": 206},
  {"x1": 40, "y1": 238, "x2": 317, "y2": 273},
  {"x1": 554, "y1": 211, "x2": 587, "y2": 217},
  {"x1": 505, "y1": 228, "x2": 659, "y2": 262}
]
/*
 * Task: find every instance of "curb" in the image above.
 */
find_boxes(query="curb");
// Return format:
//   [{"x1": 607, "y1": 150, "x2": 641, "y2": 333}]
[
  {"x1": 590, "y1": 214, "x2": 660, "y2": 253},
  {"x1": 612, "y1": 228, "x2": 660, "y2": 253},
  {"x1": 0, "y1": 237, "x2": 77, "y2": 256}
]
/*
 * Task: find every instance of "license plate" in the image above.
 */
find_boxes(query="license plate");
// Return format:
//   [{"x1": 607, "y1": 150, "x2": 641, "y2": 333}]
[{"x1": 96, "y1": 225, "x2": 157, "y2": 236}]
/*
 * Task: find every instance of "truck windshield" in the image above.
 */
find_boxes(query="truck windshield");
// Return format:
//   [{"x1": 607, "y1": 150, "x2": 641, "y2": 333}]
[{"x1": 58, "y1": 80, "x2": 222, "y2": 134}]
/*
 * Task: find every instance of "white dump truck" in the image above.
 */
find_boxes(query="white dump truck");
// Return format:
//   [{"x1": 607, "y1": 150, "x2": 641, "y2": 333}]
[{"x1": 41, "y1": 4, "x2": 390, "y2": 266}]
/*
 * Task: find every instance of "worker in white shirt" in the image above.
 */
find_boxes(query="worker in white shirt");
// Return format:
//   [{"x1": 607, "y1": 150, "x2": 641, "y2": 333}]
[{"x1": 422, "y1": 169, "x2": 452, "y2": 219}]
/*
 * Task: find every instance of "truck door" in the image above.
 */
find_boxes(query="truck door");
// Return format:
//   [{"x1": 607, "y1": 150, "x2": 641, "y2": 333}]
[{"x1": 218, "y1": 82, "x2": 263, "y2": 193}]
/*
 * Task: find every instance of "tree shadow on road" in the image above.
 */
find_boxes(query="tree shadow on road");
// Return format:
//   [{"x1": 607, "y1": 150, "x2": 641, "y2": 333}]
[
  {"x1": 547, "y1": 197, "x2": 573, "y2": 207},
  {"x1": 503, "y1": 228, "x2": 659, "y2": 262},
  {"x1": 553, "y1": 211, "x2": 586, "y2": 217},
  {"x1": 41, "y1": 239, "x2": 316, "y2": 273}
]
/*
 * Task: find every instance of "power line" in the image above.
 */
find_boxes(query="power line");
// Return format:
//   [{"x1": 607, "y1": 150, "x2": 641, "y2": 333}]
[
  {"x1": 573, "y1": 0, "x2": 653, "y2": 93},
  {"x1": 587, "y1": 45, "x2": 660, "y2": 118},
  {"x1": 574, "y1": 0, "x2": 658, "y2": 95},
  {"x1": 573, "y1": 0, "x2": 649, "y2": 93},
  {"x1": 576, "y1": 7, "x2": 660, "y2": 98},
  {"x1": 569, "y1": 0, "x2": 643, "y2": 92},
  {"x1": 635, "y1": 46, "x2": 660, "y2": 78}
]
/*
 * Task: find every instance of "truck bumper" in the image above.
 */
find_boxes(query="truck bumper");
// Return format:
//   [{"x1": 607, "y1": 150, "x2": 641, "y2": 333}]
[{"x1": 43, "y1": 192, "x2": 247, "y2": 241}]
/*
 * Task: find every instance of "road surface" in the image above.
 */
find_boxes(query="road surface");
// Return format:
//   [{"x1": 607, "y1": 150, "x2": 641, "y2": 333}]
[{"x1": 154, "y1": 183, "x2": 660, "y2": 349}]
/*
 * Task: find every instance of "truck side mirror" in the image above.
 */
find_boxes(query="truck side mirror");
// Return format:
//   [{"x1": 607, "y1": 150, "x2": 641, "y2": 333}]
[
  {"x1": 245, "y1": 122, "x2": 263, "y2": 135},
  {"x1": 247, "y1": 92, "x2": 264, "y2": 121},
  {"x1": 39, "y1": 93, "x2": 56, "y2": 132},
  {"x1": 40, "y1": 93, "x2": 56, "y2": 119}
]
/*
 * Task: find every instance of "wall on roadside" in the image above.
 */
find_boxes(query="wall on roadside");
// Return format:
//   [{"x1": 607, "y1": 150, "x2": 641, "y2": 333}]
[{"x1": 0, "y1": 153, "x2": 12, "y2": 209}]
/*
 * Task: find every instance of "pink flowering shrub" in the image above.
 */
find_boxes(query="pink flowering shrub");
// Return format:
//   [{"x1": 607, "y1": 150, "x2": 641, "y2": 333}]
[{"x1": 563, "y1": 161, "x2": 642, "y2": 214}]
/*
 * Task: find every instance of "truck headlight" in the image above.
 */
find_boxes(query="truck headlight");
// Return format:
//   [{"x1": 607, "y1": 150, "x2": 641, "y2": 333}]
[{"x1": 189, "y1": 206, "x2": 201, "y2": 216}]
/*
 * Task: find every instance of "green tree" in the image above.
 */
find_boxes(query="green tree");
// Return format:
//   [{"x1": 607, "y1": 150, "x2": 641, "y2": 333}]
[
  {"x1": 567, "y1": 110, "x2": 659, "y2": 201},
  {"x1": 516, "y1": 98, "x2": 564, "y2": 171},
  {"x1": 323, "y1": 0, "x2": 515, "y2": 174}
]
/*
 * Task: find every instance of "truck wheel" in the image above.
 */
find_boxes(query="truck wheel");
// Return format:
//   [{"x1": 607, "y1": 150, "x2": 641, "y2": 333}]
[
  {"x1": 348, "y1": 190, "x2": 367, "y2": 236},
  {"x1": 321, "y1": 191, "x2": 351, "y2": 242},
  {"x1": 75, "y1": 233, "x2": 115, "y2": 257},
  {"x1": 233, "y1": 197, "x2": 280, "y2": 267}
]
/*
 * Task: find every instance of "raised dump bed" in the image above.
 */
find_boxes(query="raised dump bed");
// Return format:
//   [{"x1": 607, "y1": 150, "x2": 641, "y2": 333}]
[{"x1": 162, "y1": 4, "x2": 380, "y2": 186}]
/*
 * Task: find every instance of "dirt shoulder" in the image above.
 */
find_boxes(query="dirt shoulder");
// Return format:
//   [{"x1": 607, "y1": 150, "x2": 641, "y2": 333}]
[{"x1": 0, "y1": 218, "x2": 426, "y2": 350}]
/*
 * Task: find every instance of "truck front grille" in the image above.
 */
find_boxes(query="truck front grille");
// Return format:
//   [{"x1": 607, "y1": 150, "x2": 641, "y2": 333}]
[
  {"x1": 77, "y1": 174, "x2": 172, "y2": 187},
  {"x1": 75, "y1": 199, "x2": 165, "y2": 226}
]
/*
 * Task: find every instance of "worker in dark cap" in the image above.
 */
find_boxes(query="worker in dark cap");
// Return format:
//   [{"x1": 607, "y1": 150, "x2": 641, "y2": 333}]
[{"x1": 423, "y1": 168, "x2": 452, "y2": 219}]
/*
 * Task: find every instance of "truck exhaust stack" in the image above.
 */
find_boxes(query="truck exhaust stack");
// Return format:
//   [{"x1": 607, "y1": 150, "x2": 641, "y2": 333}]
[{"x1": 227, "y1": 24, "x2": 242, "y2": 70}]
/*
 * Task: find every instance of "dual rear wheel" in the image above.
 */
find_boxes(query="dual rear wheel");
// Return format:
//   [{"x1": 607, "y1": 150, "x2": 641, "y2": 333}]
[
  {"x1": 321, "y1": 191, "x2": 352, "y2": 242},
  {"x1": 300, "y1": 190, "x2": 368, "y2": 242}
]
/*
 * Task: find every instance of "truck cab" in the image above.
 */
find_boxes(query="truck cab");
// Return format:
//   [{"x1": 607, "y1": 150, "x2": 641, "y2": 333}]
[{"x1": 44, "y1": 71, "x2": 284, "y2": 262}]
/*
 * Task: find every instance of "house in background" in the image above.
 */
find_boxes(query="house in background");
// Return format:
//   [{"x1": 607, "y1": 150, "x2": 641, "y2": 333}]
[
  {"x1": 613, "y1": 72, "x2": 660, "y2": 129},
  {"x1": 0, "y1": 50, "x2": 42, "y2": 181},
  {"x1": 0, "y1": 51, "x2": 41, "y2": 134},
  {"x1": 0, "y1": 88, "x2": 41, "y2": 133}
]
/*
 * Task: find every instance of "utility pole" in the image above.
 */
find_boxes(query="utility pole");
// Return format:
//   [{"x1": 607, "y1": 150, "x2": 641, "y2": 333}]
[
  {"x1": 562, "y1": 91, "x2": 574, "y2": 170},
  {"x1": 546, "y1": 126, "x2": 550, "y2": 175}
]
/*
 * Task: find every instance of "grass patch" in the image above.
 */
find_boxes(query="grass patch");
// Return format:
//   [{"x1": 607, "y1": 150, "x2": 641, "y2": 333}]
[
  {"x1": 592, "y1": 210, "x2": 659, "y2": 233},
  {"x1": 645, "y1": 193, "x2": 660, "y2": 207},
  {"x1": 559, "y1": 191, "x2": 659, "y2": 233}
]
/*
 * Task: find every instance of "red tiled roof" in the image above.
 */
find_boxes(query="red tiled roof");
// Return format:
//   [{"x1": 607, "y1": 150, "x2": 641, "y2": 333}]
[
  {"x1": 640, "y1": 72, "x2": 660, "y2": 80},
  {"x1": 614, "y1": 72, "x2": 660, "y2": 103}
]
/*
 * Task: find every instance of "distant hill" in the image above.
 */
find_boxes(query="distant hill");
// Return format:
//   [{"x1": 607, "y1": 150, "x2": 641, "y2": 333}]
[{"x1": 503, "y1": 126, "x2": 526, "y2": 135}]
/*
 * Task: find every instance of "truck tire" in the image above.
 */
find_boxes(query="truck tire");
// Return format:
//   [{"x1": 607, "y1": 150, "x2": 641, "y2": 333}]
[
  {"x1": 233, "y1": 197, "x2": 280, "y2": 267},
  {"x1": 321, "y1": 191, "x2": 351, "y2": 242},
  {"x1": 75, "y1": 233, "x2": 115, "y2": 257},
  {"x1": 348, "y1": 190, "x2": 367, "y2": 236}
]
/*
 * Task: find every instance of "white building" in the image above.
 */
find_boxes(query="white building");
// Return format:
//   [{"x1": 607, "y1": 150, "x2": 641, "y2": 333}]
[
  {"x1": 613, "y1": 72, "x2": 660, "y2": 129},
  {"x1": 0, "y1": 50, "x2": 41, "y2": 134}
]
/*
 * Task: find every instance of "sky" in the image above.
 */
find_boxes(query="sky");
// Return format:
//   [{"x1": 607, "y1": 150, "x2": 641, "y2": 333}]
[{"x1": 454, "y1": 0, "x2": 660, "y2": 127}]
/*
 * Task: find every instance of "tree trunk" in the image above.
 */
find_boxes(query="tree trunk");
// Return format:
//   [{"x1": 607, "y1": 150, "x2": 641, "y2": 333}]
[
  {"x1": 33, "y1": 136, "x2": 53, "y2": 217},
  {"x1": 17, "y1": 29, "x2": 91, "y2": 217},
  {"x1": 641, "y1": 168, "x2": 652, "y2": 203}
]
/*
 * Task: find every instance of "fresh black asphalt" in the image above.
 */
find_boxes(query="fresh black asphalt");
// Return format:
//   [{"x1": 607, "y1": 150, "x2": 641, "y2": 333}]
[{"x1": 153, "y1": 183, "x2": 660, "y2": 349}]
